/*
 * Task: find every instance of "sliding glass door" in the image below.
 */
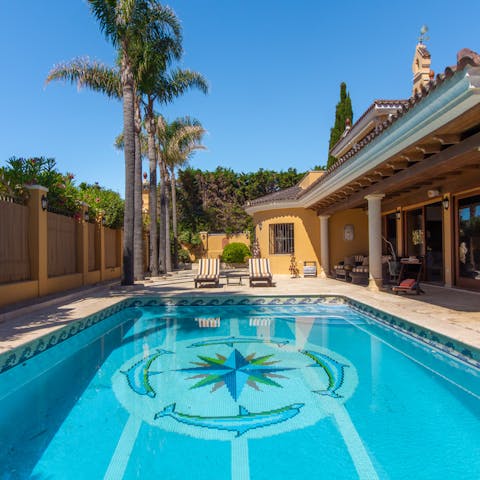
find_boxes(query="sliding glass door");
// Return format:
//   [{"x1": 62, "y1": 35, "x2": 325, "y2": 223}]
[
  {"x1": 404, "y1": 202, "x2": 444, "y2": 283},
  {"x1": 456, "y1": 193, "x2": 480, "y2": 290}
]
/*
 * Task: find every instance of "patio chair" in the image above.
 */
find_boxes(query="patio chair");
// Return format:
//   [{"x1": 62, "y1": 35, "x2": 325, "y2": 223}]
[
  {"x1": 248, "y1": 258, "x2": 273, "y2": 287},
  {"x1": 350, "y1": 258, "x2": 369, "y2": 285},
  {"x1": 334, "y1": 255, "x2": 365, "y2": 282},
  {"x1": 194, "y1": 259, "x2": 220, "y2": 288}
]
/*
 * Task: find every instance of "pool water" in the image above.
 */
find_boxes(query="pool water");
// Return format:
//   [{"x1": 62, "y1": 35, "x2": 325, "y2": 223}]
[{"x1": 1, "y1": 302, "x2": 480, "y2": 479}]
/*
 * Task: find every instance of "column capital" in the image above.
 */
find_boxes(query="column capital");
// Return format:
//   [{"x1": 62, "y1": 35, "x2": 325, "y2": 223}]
[
  {"x1": 318, "y1": 214, "x2": 330, "y2": 220},
  {"x1": 364, "y1": 193, "x2": 385, "y2": 201}
]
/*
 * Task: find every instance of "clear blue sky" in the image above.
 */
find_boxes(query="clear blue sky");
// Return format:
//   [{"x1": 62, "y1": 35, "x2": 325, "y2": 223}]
[{"x1": 1, "y1": 1, "x2": 479, "y2": 196}]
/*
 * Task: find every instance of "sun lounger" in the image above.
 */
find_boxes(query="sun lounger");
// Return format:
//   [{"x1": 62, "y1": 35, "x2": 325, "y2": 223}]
[
  {"x1": 194, "y1": 259, "x2": 220, "y2": 288},
  {"x1": 248, "y1": 258, "x2": 273, "y2": 287}
]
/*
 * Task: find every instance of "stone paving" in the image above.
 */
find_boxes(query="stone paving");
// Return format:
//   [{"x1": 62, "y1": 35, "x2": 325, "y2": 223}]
[{"x1": 1, "y1": 270, "x2": 479, "y2": 354}]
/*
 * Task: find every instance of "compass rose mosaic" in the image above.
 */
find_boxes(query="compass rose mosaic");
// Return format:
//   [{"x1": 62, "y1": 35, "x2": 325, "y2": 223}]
[
  {"x1": 179, "y1": 349, "x2": 294, "y2": 401},
  {"x1": 113, "y1": 335, "x2": 358, "y2": 440}
]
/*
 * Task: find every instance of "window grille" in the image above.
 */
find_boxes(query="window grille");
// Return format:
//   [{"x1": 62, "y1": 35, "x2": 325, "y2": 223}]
[{"x1": 269, "y1": 223, "x2": 294, "y2": 254}]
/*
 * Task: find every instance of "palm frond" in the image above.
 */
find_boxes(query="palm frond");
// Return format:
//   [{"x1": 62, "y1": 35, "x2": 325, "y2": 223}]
[
  {"x1": 156, "y1": 69, "x2": 209, "y2": 104},
  {"x1": 46, "y1": 57, "x2": 122, "y2": 99},
  {"x1": 148, "y1": 3, "x2": 182, "y2": 42},
  {"x1": 114, "y1": 133, "x2": 124, "y2": 150},
  {"x1": 87, "y1": 0, "x2": 118, "y2": 43},
  {"x1": 115, "y1": 130, "x2": 148, "y2": 153},
  {"x1": 162, "y1": 122, "x2": 207, "y2": 169}
]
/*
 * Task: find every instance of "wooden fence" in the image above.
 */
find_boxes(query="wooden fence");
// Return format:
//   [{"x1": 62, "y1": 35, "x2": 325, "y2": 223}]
[
  {"x1": 0, "y1": 200, "x2": 30, "y2": 283},
  {"x1": 105, "y1": 228, "x2": 118, "y2": 269},
  {"x1": 88, "y1": 223, "x2": 97, "y2": 272},
  {"x1": 47, "y1": 212, "x2": 77, "y2": 277},
  {"x1": 0, "y1": 186, "x2": 122, "y2": 308}
]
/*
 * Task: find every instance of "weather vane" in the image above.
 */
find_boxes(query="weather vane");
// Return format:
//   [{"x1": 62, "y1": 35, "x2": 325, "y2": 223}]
[{"x1": 418, "y1": 25, "x2": 429, "y2": 44}]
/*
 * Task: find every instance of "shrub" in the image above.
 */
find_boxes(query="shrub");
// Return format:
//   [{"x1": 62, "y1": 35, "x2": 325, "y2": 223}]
[
  {"x1": 177, "y1": 248, "x2": 191, "y2": 263},
  {"x1": 221, "y1": 242, "x2": 251, "y2": 264},
  {"x1": 0, "y1": 157, "x2": 79, "y2": 214},
  {"x1": 77, "y1": 182, "x2": 124, "y2": 229},
  {"x1": 178, "y1": 230, "x2": 202, "y2": 246},
  {"x1": 0, "y1": 157, "x2": 124, "y2": 226}
]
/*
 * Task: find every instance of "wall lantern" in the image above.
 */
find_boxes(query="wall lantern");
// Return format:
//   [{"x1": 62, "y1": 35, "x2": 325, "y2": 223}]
[
  {"x1": 84, "y1": 211, "x2": 90, "y2": 222},
  {"x1": 442, "y1": 196, "x2": 450, "y2": 211},
  {"x1": 396, "y1": 209, "x2": 401, "y2": 221},
  {"x1": 41, "y1": 194, "x2": 48, "y2": 211},
  {"x1": 257, "y1": 222, "x2": 263, "y2": 231}
]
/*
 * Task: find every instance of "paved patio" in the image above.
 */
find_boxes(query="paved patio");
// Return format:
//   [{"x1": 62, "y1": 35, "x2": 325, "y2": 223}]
[{"x1": 1, "y1": 271, "x2": 480, "y2": 354}]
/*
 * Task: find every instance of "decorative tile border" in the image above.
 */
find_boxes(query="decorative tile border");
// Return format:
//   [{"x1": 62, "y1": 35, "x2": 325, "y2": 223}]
[
  {"x1": 345, "y1": 298, "x2": 480, "y2": 369},
  {"x1": 122, "y1": 294, "x2": 345, "y2": 308},
  {"x1": 1, "y1": 294, "x2": 479, "y2": 375},
  {"x1": 0, "y1": 299, "x2": 128, "y2": 374}
]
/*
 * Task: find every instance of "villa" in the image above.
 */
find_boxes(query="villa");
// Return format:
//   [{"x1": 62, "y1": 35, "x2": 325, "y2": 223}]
[
  {"x1": 2, "y1": 29, "x2": 480, "y2": 478},
  {"x1": 245, "y1": 42, "x2": 480, "y2": 293}
]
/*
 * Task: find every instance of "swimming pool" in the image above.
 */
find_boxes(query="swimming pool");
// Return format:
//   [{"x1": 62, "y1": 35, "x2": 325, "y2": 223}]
[{"x1": 1, "y1": 296, "x2": 480, "y2": 479}]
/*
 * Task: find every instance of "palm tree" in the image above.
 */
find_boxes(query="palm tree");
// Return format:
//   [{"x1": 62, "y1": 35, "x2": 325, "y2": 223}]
[
  {"x1": 143, "y1": 70, "x2": 207, "y2": 275},
  {"x1": 47, "y1": 59, "x2": 146, "y2": 281},
  {"x1": 157, "y1": 117, "x2": 206, "y2": 268},
  {"x1": 87, "y1": 0, "x2": 181, "y2": 284}
]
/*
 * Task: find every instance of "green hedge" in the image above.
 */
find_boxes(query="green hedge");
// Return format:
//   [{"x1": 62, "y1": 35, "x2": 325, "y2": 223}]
[{"x1": 221, "y1": 242, "x2": 251, "y2": 264}]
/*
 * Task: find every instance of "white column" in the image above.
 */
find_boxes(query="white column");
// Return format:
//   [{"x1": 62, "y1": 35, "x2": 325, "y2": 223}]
[
  {"x1": 319, "y1": 215, "x2": 330, "y2": 278},
  {"x1": 365, "y1": 194, "x2": 385, "y2": 291}
]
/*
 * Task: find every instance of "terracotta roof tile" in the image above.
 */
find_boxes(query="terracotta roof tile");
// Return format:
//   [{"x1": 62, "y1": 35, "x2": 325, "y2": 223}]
[
  {"x1": 246, "y1": 48, "x2": 480, "y2": 211},
  {"x1": 298, "y1": 48, "x2": 480, "y2": 200},
  {"x1": 247, "y1": 185, "x2": 302, "y2": 206}
]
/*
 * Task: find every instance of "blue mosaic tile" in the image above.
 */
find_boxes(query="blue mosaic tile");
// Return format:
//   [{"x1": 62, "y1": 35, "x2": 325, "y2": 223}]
[
  {"x1": 2, "y1": 294, "x2": 479, "y2": 374},
  {"x1": 346, "y1": 298, "x2": 480, "y2": 369}
]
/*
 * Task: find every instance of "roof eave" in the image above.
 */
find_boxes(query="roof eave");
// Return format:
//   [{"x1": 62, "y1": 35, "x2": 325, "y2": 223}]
[
  {"x1": 244, "y1": 200, "x2": 307, "y2": 216},
  {"x1": 302, "y1": 67, "x2": 480, "y2": 208}
]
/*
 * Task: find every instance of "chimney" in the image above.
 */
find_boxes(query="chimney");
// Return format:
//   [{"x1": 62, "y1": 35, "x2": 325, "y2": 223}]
[{"x1": 412, "y1": 42, "x2": 432, "y2": 97}]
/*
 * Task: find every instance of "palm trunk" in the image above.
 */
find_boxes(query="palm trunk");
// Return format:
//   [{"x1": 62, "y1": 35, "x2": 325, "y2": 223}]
[
  {"x1": 133, "y1": 96, "x2": 144, "y2": 280},
  {"x1": 165, "y1": 171, "x2": 172, "y2": 272},
  {"x1": 121, "y1": 52, "x2": 135, "y2": 285},
  {"x1": 158, "y1": 154, "x2": 167, "y2": 274},
  {"x1": 171, "y1": 168, "x2": 178, "y2": 269},
  {"x1": 146, "y1": 99, "x2": 158, "y2": 276}
]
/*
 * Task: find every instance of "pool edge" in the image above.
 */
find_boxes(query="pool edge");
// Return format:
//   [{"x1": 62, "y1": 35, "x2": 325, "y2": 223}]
[{"x1": 1, "y1": 294, "x2": 479, "y2": 374}]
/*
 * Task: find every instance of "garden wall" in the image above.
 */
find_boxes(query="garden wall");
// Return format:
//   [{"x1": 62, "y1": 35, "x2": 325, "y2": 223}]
[{"x1": 0, "y1": 186, "x2": 122, "y2": 309}]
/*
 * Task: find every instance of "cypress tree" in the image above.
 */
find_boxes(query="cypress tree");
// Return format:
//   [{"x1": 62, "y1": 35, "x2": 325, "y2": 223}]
[{"x1": 327, "y1": 82, "x2": 353, "y2": 169}]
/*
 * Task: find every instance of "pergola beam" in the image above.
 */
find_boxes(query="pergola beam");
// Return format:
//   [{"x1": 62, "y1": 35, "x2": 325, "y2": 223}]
[
  {"x1": 433, "y1": 134, "x2": 462, "y2": 145},
  {"x1": 316, "y1": 131, "x2": 480, "y2": 215}
]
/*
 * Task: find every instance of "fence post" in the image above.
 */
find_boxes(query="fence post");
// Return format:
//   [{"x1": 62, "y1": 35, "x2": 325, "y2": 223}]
[
  {"x1": 26, "y1": 185, "x2": 48, "y2": 297},
  {"x1": 99, "y1": 216, "x2": 106, "y2": 281},
  {"x1": 77, "y1": 203, "x2": 89, "y2": 285}
]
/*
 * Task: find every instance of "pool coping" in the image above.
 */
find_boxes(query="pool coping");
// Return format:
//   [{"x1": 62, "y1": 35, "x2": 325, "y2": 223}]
[{"x1": 1, "y1": 294, "x2": 479, "y2": 374}]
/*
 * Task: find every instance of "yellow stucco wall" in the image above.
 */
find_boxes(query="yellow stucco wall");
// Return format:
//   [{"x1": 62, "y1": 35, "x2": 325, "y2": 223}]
[
  {"x1": 0, "y1": 186, "x2": 122, "y2": 309},
  {"x1": 46, "y1": 273, "x2": 83, "y2": 295},
  {"x1": 0, "y1": 281, "x2": 39, "y2": 307},
  {"x1": 253, "y1": 209, "x2": 320, "y2": 274},
  {"x1": 298, "y1": 171, "x2": 325, "y2": 189},
  {"x1": 329, "y1": 209, "x2": 369, "y2": 269},
  {"x1": 199, "y1": 232, "x2": 250, "y2": 260}
]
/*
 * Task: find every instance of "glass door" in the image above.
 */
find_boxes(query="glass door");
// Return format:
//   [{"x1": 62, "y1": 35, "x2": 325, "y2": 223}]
[
  {"x1": 424, "y1": 202, "x2": 443, "y2": 283},
  {"x1": 404, "y1": 203, "x2": 444, "y2": 283},
  {"x1": 383, "y1": 213, "x2": 397, "y2": 256},
  {"x1": 405, "y1": 208, "x2": 424, "y2": 258},
  {"x1": 456, "y1": 193, "x2": 480, "y2": 290}
]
